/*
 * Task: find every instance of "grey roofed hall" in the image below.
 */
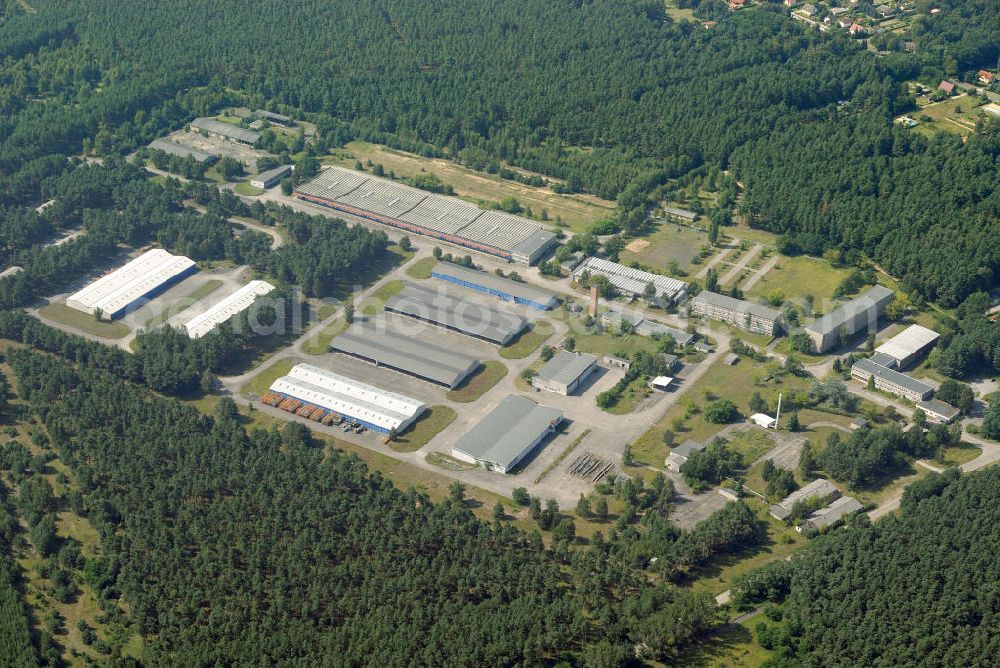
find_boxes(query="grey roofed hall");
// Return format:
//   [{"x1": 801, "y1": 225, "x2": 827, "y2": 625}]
[
  {"x1": 190, "y1": 117, "x2": 260, "y2": 144},
  {"x1": 852, "y1": 358, "x2": 934, "y2": 397},
  {"x1": 329, "y1": 325, "x2": 480, "y2": 388},
  {"x1": 769, "y1": 478, "x2": 839, "y2": 520},
  {"x1": 917, "y1": 398, "x2": 960, "y2": 421},
  {"x1": 692, "y1": 290, "x2": 782, "y2": 322},
  {"x1": 252, "y1": 164, "x2": 292, "y2": 184},
  {"x1": 431, "y1": 263, "x2": 559, "y2": 309},
  {"x1": 148, "y1": 138, "x2": 217, "y2": 163},
  {"x1": 534, "y1": 351, "x2": 598, "y2": 386},
  {"x1": 383, "y1": 283, "x2": 528, "y2": 344},
  {"x1": 805, "y1": 284, "x2": 894, "y2": 338},
  {"x1": 801, "y1": 496, "x2": 863, "y2": 530},
  {"x1": 452, "y1": 394, "x2": 563, "y2": 471},
  {"x1": 671, "y1": 439, "x2": 705, "y2": 459}
]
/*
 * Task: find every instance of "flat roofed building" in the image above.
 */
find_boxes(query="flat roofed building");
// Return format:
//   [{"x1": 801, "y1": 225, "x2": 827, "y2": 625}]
[
  {"x1": 148, "y1": 138, "x2": 218, "y2": 164},
  {"x1": 252, "y1": 109, "x2": 292, "y2": 125},
  {"x1": 751, "y1": 413, "x2": 777, "y2": 429},
  {"x1": 250, "y1": 165, "x2": 292, "y2": 189},
  {"x1": 573, "y1": 257, "x2": 688, "y2": 304},
  {"x1": 769, "y1": 478, "x2": 840, "y2": 520},
  {"x1": 330, "y1": 326, "x2": 480, "y2": 388},
  {"x1": 383, "y1": 283, "x2": 528, "y2": 345},
  {"x1": 182, "y1": 280, "x2": 275, "y2": 339},
  {"x1": 663, "y1": 207, "x2": 698, "y2": 223},
  {"x1": 269, "y1": 363, "x2": 426, "y2": 434},
  {"x1": 690, "y1": 290, "x2": 784, "y2": 336},
  {"x1": 797, "y1": 495, "x2": 863, "y2": 532},
  {"x1": 451, "y1": 394, "x2": 563, "y2": 473},
  {"x1": 874, "y1": 324, "x2": 939, "y2": 368},
  {"x1": 650, "y1": 376, "x2": 674, "y2": 391},
  {"x1": 804, "y1": 285, "x2": 894, "y2": 353},
  {"x1": 67, "y1": 249, "x2": 196, "y2": 319},
  {"x1": 667, "y1": 439, "x2": 705, "y2": 472},
  {"x1": 431, "y1": 263, "x2": 559, "y2": 310},
  {"x1": 917, "y1": 398, "x2": 961, "y2": 424},
  {"x1": 294, "y1": 166, "x2": 556, "y2": 264},
  {"x1": 851, "y1": 357, "x2": 934, "y2": 402},
  {"x1": 532, "y1": 351, "x2": 599, "y2": 395},
  {"x1": 190, "y1": 118, "x2": 260, "y2": 146},
  {"x1": 602, "y1": 308, "x2": 695, "y2": 346}
]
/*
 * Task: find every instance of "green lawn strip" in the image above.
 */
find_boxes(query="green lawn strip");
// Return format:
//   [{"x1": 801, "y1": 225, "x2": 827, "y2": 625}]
[
  {"x1": 241, "y1": 358, "x2": 298, "y2": 397},
  {"x1": 37, "y1": 303, "x2": 130, "y2": 339},
  {"x1": 234, "y1": 182, "x2": 264, "y2": 196},
  {"x1": 939, "y1": 441, "x2": 981, "y2": 467},
  {"x1": 426, "y1": 452, "x2": 477, "y2": 471},
  {"x1": 603, "y1": 375, "x2": 652, "y2": 415},
  {"x1": 141, "y1": 279, "x2": 224, "y2": 330},
  {"x1": 405, "y1": 257, "x2": 438, "y2": 279},
  {"x1": 446, "y1": 361, "x2": 508, "y2": 403},
  {"x1": 500, "y1": 321, "x2": 554, "y2": 359},
  {"x1": 302, "y1": 318, "x2": 346, "y2": 355},
  {"x1": 390, "y1": 406, "x2": 457, "y2": 452},
  {"x1": 746, "y1": 254, "x2": 852, "y2": 305},
  {"x1": 360, "y1": 279, "x2": 405, "y2": 316}
]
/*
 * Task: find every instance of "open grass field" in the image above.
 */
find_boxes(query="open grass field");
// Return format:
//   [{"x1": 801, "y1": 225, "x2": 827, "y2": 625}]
[
  {"x1": 500, "y1": 321, "x2": 554, "y2": 359},
  {"x1": 302, "y1": 317, "x2": 346, "y2": 355},
  {"x1": 940, "y1": 441, "x2": 982, "y2": 466},
  {"x1": 726, "y1": 428, "x2": 777, "y2": 465},
  {"x1": 360, "y1": 279, "x2": 404, "y2": 316},
  {"x1": 241, "y1": 357, "x2": 297, "y2": 397},
  {"x1": 447, "y1": 360, "x2": 508, "y2": 403},
  {"x1": 619, "y1": 221, "x2": 706, "y2": 275},
  {"x1": 572, "y1": 328, "x2": 661, "y2": 359},
  {"x1": 912, "y1": 95, "x2": 986, "y2": 139},
  {"x1": 234, "y1": 182, "x2": 264, "y2": 196},
  {"x1": 604, "y1": 375, "x2": 653, "y2": 415},
  {"x1": 674, "y1": 616, "x2": 773, "y2": 667},
  {"x1": 37, "y1": 303, "x2": 130, "y2": 339},
  {"x1": 746, "y1": 254, "x2": 852, "y2": 306},
  {"x1": 663, "y1": 4, "x2": 698, "y2": 22},
  {"x1": 406, "y1": 257, "x2": 438, "y2": 279},
  {"x1": 631, "y1": 357, "x2": 813, "y2": 468},
  {"x1": 329, "y1": 141, "x2": 616, "y2": 233},
  {"x1": 141, "y1": 279, "x2": 224, "y2": 330},
  {"x1": 390, "y1": 406, "x2": 457, "y2": 452}
]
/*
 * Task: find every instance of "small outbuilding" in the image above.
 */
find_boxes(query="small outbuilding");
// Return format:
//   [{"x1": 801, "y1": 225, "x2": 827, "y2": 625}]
[{"x1": 667, "y1": 439, "x2": 705, "y2": 472}]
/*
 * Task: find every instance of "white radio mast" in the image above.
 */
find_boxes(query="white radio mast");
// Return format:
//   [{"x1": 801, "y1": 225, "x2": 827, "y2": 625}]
[{"x1": 775, "y1": 393, "x2": 782, "y2": 429}]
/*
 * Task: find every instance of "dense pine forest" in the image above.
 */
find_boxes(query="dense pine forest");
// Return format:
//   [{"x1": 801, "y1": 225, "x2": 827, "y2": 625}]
[{"x1": 0, "y1": 0, "x2": 998, "y2": 302}]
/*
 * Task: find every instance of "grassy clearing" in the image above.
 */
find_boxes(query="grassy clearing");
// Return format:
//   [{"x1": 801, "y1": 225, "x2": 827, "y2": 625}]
[
  {"x1": 675, "y1": 616, "x2": 773, "y2": 668},
  {"x1": 234, "y1": 182, "x2": 264, "y2": 196},
  {"x1": 746, "y1": 254, "x2": 852, "y2": 305},
  {"x1": 500, "y1": 321, "x2": 554, "y2": 359},
  {"x1": 572, "y1": 328, "x2": 661, "y2": 358},
  {"x1": 406, "y1": 257, "x2": 438, "y2": 280},
  {"x1": 390, "y1": 406, "x2": 458, "y2": 452},
  {"x1": 241, "y1": 358, "x2": 297, "y2": 397},
  {"x1": 620, "y1": 221, "x2": 706, "y2": 275},
  {"x1": 727, "y1": 428, "x2": 777, "y2": 464},
  {"x1": 360, "y1": 279, "x2": 404, "y2": 316},
  {"x1": 447, "y1": 361, "x2": 508, "y2": 403},
  {"x1": 912, "y1": 95, "x2": 985, "y2": 139},
  {"x1": 604, "y1": 376, "x2": 652, "y2": 415},
  {"x1": 940, "y1": 442, "x2": 981, "y2": 466},
  {"x1": 302, "y1": 317, "x2": 346, "y2": 355},
  {"x1": 141, "y1": 279, "x2": 224, "y2": 330},
  {"x1": 330, "y1": 141, "x2": 616, "y2": 233},
  {"x1": 37, "y1": 303, "x2": 130, "y2": 339}
]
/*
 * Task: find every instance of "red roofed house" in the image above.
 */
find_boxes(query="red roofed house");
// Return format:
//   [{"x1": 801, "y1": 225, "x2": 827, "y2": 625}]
[
  {"x1": 978, "y1": 70, "x2": 995, "y2": 85},
  {"x1": 849, "y1": 23, "x2": 866, "y2": 35},
  {"x1": 728, "y1": 0, "x2": 746, "y2": 9},
  {"x1": 938, "y1": 80, "x2": 955, "y2": 95}
]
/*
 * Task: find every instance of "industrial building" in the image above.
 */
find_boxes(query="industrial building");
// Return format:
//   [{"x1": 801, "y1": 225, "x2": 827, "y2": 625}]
[
  {"x1": 250, "y1": 164, "x2": 292, "y2": 189},
  {"x1": 384, "y1": 283, "x2": 528, "y2": 345},
  {"x1": 532, "y1": 351, "x2": 599, "y2": 395},
  {"x1": 431, "y1": 263, "x2": 559, "y2": 310},
  {"x1": 330, "y1": 326, "x2": 480, "y2": 388},
  {"x1": 66, "y1": 249, "x2": 197, "y2": 319},
  {"x1": 667, "y1": 439, "x2": 705, "y2": 472},
  {"x1": 148, "y1": 138, "x2": 218, "y2": 164},
  {"x1": 190, "y1": 118, "x2": 260, "y2": 146},
  {"x1": 797, "y1": 496, "x2": 863, "y2": 532},
  {"x1": 295, "y1": 166, "x2": 556, "y2": 264},
  {"x1": 690, "y1": 290, "x2": 784, "y2": 336},
  {"x1": 252, "y1": 109, "x2": 292, "y2": 126},
  {"x1": 917, "y1": 398, "x2": 961, "y2": 424},
  {"x1": 182, "y1": 280, "x2": 275, "y2": 339},
  {"x1": 851, "y1": 357, "x2": 934, "y2": 402},
  {"x1": 663, "y1": 207, "x2": 698, "y2": 223},
  {"x1": 573, "y1": 257, "x2": 688, "y2": 304},
  {"x1": 874, "y1": 324, "x2": 939, "y2": 369},
  {"x1": 649, "y1": 376, "x2": 674, "y2": 391},
  {"x1": 803, "y1": 285, "x2": 894, "y2": 353},
  {"x1": 268, "y1": 363, "x2": 426, "y2": 434},
  {"x1": 601, "y1": 308, "x2": 694, "y2": 346},
  {"x1": 769, "y1": 478, "x2": 840, "y2": 520},
  {"x1": 451, "y1": 394, "x2": 563, "y2": 473}
]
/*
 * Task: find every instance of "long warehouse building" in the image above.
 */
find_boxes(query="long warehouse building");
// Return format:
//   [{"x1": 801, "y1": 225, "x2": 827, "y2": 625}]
[
  {"x1": 67, "y1": 248, "x2": 197, "y2": 319},
  {"x1": 452, "y1": 394, "x2": 563, "y2": 474},
  {"x1": 384, "y1": 283, "x2": 528, "y2": 345},
  {"x1": 573, "y1": 257, "x2": 688, "y2": 304},
  {"x1": 431, "y1": 263, "x2": 559, "y2": 310},
  {"x1": 182, "y1": 280, "x2": 276, "y2": 339},
  {"x1": 874, "y1": 324, "x2": 939, "y2": 369},
  {"x1": 330, "y1": 326, "x2": 480, "y2": 388},
  {"x1": 148, "y1": 138, "x2": 218, "y2": 164},
  {"x1": 269, "y1": 363, "x2": 426, "y2": 434},
  {"x1": 295, "y1": 166, "x2": 556, "y2": 264}
]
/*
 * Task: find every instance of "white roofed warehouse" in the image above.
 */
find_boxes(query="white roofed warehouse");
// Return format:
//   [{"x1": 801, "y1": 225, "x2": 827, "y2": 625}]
[
  {"x1": 182, "y1": 280, "x2": 276, "y2": 339},
  {"x1": 451, "y1": 394, "x2": 563, "y2": 473},
  {"x1": 66, "y1": 249, "x2": 197, "y2": 320},
  {"x1": 874, "y1": 324, "x2": 939, "y2": 369},
  {"x1": 573, "y1": 257, "x2": 687, "y2": 304},
  {"x1": 294, "y1": 166, "x2": 556, "y2": 264},
  {"x1": 267, "y1": 364, "x2": 426, "y2": 434}
]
